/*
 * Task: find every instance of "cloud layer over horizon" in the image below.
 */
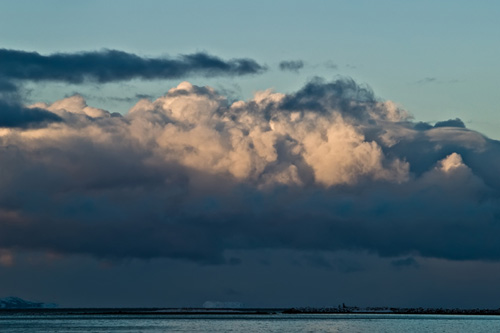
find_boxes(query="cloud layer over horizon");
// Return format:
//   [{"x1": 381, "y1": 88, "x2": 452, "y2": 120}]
[{"x1": 1, "y1": 77, "x2": 500, "y2": 264}]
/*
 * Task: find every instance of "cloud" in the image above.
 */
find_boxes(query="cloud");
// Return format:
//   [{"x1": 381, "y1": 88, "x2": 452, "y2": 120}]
[
  {"x1": 0, "y1": 49, "x2": 266, "y2": 129},
  {"x1": 1, "y1": 78, "x2": 500, "y2": 264},
  {"x1": 0, "y1": 79, "x2": 17, "y2": 93},
  {"x1": 391, "y1": 257, "x2": 419, "y2": 269},
  {"x1": 279, "y1": 60, "x2": 304, "y2": 73},
  {"x1": 415, "y1": 77, "x2": 459, "y2": 85},
  {"x1": 324, "y1": 61, "x2": 338, "y2": 70},
  {"x1": 0, "y1": 49, "x2": 266, "y2": 84},
  {"x1": 434, "y1": 118, "x2": 466, "y2": 128},
  {"x1": 0, "y1": 100, "x2": 62, "y2": 128},
  {"x1": 416, "y1": 77, "x2": 437, "y2": 84}
]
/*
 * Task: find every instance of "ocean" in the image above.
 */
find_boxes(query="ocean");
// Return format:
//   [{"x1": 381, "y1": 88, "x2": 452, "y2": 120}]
[{"x1": 1, "y1": 310, "x2": 500, "y2": 332}]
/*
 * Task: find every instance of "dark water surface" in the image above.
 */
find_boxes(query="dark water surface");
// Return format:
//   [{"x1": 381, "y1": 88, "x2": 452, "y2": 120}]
[{"x1": 1, "y1": 310, "x2": 500, "y2": 332}]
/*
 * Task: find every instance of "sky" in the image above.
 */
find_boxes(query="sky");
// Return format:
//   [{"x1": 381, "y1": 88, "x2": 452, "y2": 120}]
[{"x1": 1, "y1": 1, "x2": 500, "y2": 308}]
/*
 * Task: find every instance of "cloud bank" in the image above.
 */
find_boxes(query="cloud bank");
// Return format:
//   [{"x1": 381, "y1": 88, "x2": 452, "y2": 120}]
[
  {"x1": 1, "y1": 78, "x2": 499, "y2": 263},
  {"x1": 0, "y1": 49, "x2": 266, "y2": 85}
]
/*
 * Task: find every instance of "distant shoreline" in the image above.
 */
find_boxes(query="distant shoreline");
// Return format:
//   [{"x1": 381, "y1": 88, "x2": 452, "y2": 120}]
[{"x1": 2, "y1": 308, "x2": 500, "y2": 316}]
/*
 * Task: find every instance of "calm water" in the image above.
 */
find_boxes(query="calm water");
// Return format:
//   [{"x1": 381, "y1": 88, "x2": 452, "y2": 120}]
[{"x1": 1, "y1": 311, "x2": 500, "y2": 332}]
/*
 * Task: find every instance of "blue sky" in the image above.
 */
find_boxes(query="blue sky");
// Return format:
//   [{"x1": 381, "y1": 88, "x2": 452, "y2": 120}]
[
  {"x1": 2, "y1": 1, "x2": 500, "y2": 308},
  {"x1": 1, "y1": 0, "x2": 499, "y2": 138}
]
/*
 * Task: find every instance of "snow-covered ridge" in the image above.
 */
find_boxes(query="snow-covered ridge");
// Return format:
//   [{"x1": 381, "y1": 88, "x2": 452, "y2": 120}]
[{"x1": 0, "y1": 297, "x2": 57, "y2": 309}]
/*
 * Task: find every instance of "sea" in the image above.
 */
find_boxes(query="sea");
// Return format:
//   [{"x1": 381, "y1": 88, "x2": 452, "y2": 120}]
[{"x1": 1, "y1": 310, "x2": 500, "y2": 332}]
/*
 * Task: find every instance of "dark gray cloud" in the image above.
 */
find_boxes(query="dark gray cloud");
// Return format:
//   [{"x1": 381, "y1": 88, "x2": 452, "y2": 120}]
[
  {"x1": 85, "y1": 93, "x2": 156, "y2": 104},
  {"x1": 279, "y1": 60, "x2": 304, "y2": 73},
  {"x1": 391, "y1": 257, "x2": 419, "y2": 268},
  {"x1": 4, "y1": 249, "x2": 500, "y2": 308},
  {"x1": 135, "y1": 93, "x2": 154, "y2": 100},
  {"x1": 0, "y1": 78, "x2": 17, "y2": 93},
  {"x1": 434, "y1": 118, "x2": 466, "y2": 128},
  {"x1": 0, "y1": 49, "x2": 266, "y2": 84},
  {"x1": 279, "y1": 77, "x2": 376, "y2": 119},
  {"x1": 1, "y1": 78, "x2": 500, "y2": 266},
  {"x1": 302, "y1": 253, "x2": 333, "y2": 269},
  {"x1": 0, "y1": 100, "x2": 61, "y2": 128},
  {"x1": 413, "y1": 121, "x2": 433, "y2": 130}
]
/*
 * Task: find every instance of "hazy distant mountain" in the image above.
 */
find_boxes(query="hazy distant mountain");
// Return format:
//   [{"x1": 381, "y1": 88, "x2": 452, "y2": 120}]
[{"x1": 0, "y1": 297, "x2": 57, "y2": 309}]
